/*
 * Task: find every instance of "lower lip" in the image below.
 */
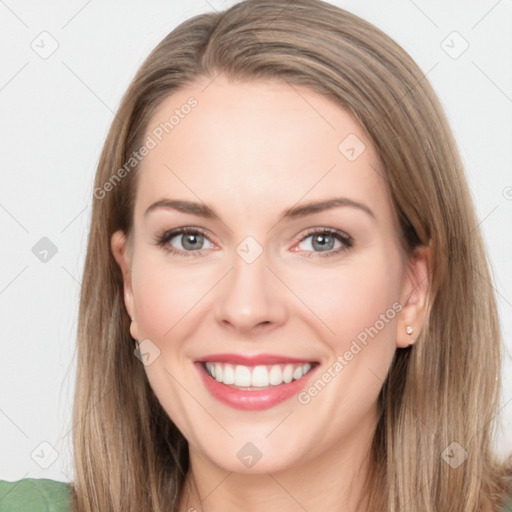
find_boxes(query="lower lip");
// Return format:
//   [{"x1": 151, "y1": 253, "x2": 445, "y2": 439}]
[{"x1": 195, "y1": 362, "x2": 318, "y2": 411}]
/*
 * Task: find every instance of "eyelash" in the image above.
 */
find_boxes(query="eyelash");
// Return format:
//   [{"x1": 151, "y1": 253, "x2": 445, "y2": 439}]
[{"x1": 153, "y1": 227, "x2": 354, "y2": 259}]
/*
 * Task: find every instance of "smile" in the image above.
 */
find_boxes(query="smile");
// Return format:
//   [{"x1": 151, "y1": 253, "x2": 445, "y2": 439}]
[
  {"x1": 203, "y1": 361, "x2": 315, "y2": 388},
  {"x1": 195, "y1": 360, "x2": 320, "y2": 411}
]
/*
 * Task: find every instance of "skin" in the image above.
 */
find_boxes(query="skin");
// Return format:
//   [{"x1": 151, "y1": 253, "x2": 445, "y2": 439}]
[{"x1": 111, "y1": 73, "x2": 430, "y2": 512}]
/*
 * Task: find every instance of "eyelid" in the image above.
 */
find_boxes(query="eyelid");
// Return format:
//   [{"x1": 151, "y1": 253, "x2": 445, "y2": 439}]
[
  {"x1": 153, "y1": 226, "x2": 216, "y2": 256},
  {"x1": 154, "y1": 226, "x2": 354, "y2": 258},
  {"x1": 293, "y1": 226, "x2": 353, "y2": 245},
  {"x1": 291, "y1": 227, "x2": 354, "y2": 258}
]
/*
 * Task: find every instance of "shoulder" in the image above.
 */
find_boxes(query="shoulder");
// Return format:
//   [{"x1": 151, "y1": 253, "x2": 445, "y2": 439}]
[
  {"x1": 0, "y1": 478, "x2": 72, "y2": 512},
  {"x1": 500, "y1": 474, "x2": 512, "y2": 512},
  {"x1": 502, "y1": 494, "x2": 512, "y2": 512}
]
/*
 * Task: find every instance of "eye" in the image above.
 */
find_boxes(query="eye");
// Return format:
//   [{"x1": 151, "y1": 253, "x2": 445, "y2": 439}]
[
  {"x1": 154, "y1": 227, "x2": 215, "y2": 256},
  {"x1": 154, "y1": 226, "x2": 353, "y2": 259},
  {"x1": 294, "y1": 228, "x2": 353, "y2": 258}
]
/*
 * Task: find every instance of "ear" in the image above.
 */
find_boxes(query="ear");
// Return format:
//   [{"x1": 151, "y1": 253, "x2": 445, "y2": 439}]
[
  {"x1": 396, "y1": 244, "x2": 431, "y2": 348},
  {"x1": 111, "y1": 229, "x2": 139, "y2": 341}
]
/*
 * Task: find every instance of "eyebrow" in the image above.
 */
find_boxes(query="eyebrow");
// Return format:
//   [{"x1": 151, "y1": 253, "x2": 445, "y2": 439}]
[{"x1": 144, "y1": 197, "x2": 375, "y2": 221}]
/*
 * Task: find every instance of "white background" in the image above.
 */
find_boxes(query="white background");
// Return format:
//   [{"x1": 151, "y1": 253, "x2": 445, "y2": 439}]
[{"x1": 1, "y1": 0, "x2": 511, "y2": 482}]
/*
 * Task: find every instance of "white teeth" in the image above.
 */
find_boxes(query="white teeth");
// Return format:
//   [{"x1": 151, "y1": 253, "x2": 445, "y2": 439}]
[
  {"x1": 269, "y1": 365, "x2": 283, "y2": 385},
  {"x1": 234, "y1": 365, "x2": 251, "y2": 387},
  {"x1": 203, "y1": 361, "x2": 314, "y2": 387},
  {"x1": 252, "y1": 365, "x2": 269, "y2": 387},
  {"x1": 214, "y1": 363, "x2": 223, "y2": 382},
  {"x1": 293, "y1": 366, "x2": 303, "y2": 380},
  {"x1": 222, "y1": 363, "x2": 235, "y2": 385},
  {"x1": 205, "y1": 362, "x2": 215, "y2": 378},
  {"x1": 283, "y1": 364, "x2": 294, "y2": 383}
]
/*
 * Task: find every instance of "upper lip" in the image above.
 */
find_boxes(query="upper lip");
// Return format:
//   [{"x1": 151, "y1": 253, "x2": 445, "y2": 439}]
[{"x1": 196, "y1": 353, "x2": 318, "y2": 365}]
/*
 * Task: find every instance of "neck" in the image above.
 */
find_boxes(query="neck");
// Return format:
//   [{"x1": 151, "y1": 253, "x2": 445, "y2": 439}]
[{"x1": 178, "y1": 415, "x2": 377, "y2": 512}]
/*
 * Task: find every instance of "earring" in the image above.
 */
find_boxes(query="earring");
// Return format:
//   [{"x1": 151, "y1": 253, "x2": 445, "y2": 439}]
[{"x1": 406, "y1": 325, "x2": 413, "y2": 335}]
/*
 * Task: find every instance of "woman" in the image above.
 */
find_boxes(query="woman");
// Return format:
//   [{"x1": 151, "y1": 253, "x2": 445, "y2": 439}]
[{"x1": 1, "y1": 0, "x2": 511, "y2": 510}]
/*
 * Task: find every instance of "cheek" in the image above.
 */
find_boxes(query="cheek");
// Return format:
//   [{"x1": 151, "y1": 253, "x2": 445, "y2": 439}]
[
  {"x1": 129, "y1": 254, "x2": 212, "y2": 430},
  {"x1": 289, "y1": 255, "x2": 401, "y2": 431},
  {"x1": 131, "y1": 246, "x2": 402, "y2": 352},
  {"x1": 130, "y1": 254, "x2": 215, "y2": 341},
  {"x1": 292, "y1": 252, "x2": 401, "y2": 360}
]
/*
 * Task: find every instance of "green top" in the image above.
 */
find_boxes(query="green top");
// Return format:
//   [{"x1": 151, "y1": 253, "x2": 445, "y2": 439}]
[
  {"x1": 1, "y1": 477, "x2": 512, "y2": 511},
  {"x1": 0, "y1": 479, "x2": 72, "y2": 512}
]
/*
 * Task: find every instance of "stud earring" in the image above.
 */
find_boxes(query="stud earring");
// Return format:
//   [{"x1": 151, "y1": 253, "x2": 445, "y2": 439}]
[{"x1": 406, "y1": 325, "x2": 413, "y2": 335}]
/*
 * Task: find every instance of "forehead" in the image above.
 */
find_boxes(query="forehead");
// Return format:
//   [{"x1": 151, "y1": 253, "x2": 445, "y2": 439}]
[{"x1": 134, "y1": 74, "x2": 391, "y2": 226}]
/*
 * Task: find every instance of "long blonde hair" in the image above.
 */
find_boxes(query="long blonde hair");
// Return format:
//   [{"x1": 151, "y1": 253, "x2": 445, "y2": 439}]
[{"x1": 71, "y1": 1, "x2": 511, "y2": 510}]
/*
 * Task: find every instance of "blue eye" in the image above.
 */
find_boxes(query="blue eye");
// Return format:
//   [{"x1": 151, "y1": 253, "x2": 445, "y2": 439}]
[
  {"x1": 295, "y1": 228, "x2": 353, "y2": 258},
  {"x1": 154, "y1": 227, "x2": 214, "y2": 256},
  {"x1": 154, "y1": 227, "x2": 353, "y2": 258}
]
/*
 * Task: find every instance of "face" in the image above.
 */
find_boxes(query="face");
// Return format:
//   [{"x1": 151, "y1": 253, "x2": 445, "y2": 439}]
[{"x1": 111, "y1": 74, "x2": 429, "y2": 476}]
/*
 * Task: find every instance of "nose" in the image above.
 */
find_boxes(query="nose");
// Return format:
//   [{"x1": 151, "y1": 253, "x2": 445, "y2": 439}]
[{"x1": 214, "y1": 249, "x2": 288, "y2": 335}]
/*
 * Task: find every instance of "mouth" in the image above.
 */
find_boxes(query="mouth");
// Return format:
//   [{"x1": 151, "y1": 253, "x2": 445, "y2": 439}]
[
  {"x1": 200, "y1": 361, "x2": 318, "y2": 390},
  {"x1": 194, "y1": 358, "x2": 320, "y2": 411}
]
